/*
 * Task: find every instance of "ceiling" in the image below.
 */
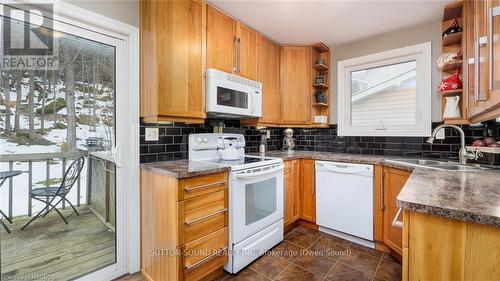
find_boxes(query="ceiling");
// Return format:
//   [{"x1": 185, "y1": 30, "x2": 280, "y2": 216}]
[{"x1": 207, "y1": 0, "x2": 448, "y2": 47}]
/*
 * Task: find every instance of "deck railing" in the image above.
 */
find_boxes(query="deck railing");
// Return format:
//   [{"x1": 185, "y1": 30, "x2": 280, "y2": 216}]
[{"x1": 0, "y1": 150, "x2": 88, "y2": 219}]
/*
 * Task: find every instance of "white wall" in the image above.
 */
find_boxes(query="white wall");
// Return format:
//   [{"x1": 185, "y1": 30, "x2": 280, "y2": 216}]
[
  {"x1": 331, "y1": 20, "x2": 442, "y2": 124},
  {"x1": 62, "y1": 0, "x2": 140, "y2": 27}
]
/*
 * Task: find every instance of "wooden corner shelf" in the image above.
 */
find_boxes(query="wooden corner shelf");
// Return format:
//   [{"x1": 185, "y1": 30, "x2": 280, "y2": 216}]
[
  {"x1": 313, "y1": 83, "x2": 329, "y2": 89},
  {"x1": 444, "y1": 117, "x2": 469, "y2": 124},
  {"x1": 443, "y1": 1, "x2": 463, "y2": 21},
  {"x1": 313, "y1": 102, "x2": 329, "y2": 107},
  {"x1": 442, "y1": 32, "x2": 463, "y2": 46},
  {"x1": 441, "y1": 60, "x2": 463, "y2": 71},
  {"x1": 440, "y1": 89, "x2": 463, "y2": 96},
  {"x1": 312, "y1": 42, "x2": 329, "y2": 53},
  {"x1": 313, "y1": 63, "x2": 329, "y2": 72}
]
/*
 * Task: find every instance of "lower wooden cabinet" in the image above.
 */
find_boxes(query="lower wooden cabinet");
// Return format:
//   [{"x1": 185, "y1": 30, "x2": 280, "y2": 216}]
[
  {"x1": 284, "y1": 160, "x2": 300, "y2": 227},
  {"x1": 403, "y1": 210, "x2": 500, "y2": 281},
  {"x1": 382, "y1": 167, "x2": 411, "y2": 255},
  {"x1": 141, "y1": 170, "x2": 228, "y2": 281},
  {"x1": 299, "y1": 159, "x2": 316, "y2": 223}
]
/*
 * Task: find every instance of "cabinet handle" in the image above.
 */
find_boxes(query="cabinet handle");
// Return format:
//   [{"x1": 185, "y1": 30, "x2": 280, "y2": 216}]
[
  {"x1": 185, "y1": 247, "x2": 228, "y2": 270},
  {"x1": 392, "y1": 207, "x2": 403, "y2": 229},
  {"x1": 185, "y1": 208, "x2": 227, "y2": 225},
  {"x1": 233, "y1": 37, "x2": 238, "y2": 73},
  {"x1": 475, "y1": 36, "x2": 488, "y2": 101},
  {"x1": 184, "y1": 181, "x2": 226, "y2": 192},
  {"x1": 237, "y1": 37, "x2": 241, "y2": 73}
]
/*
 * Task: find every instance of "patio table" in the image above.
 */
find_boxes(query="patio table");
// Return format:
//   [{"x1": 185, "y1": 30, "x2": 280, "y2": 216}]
[{"x1": 0, "y1": 170, "x2": 22, "y2": 233}]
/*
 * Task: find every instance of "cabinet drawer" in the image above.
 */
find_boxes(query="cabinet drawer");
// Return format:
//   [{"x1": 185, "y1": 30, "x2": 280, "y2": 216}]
[
  {"x1": 179, "y1": 172, "x2": 227, "y2": 200},
  {"x1": 184, "y1": 227, "x2": 228, "y2": 269},
  {"x1": 184, "y1": 207, "x2": 228, "y2": 243},
  {"x1": 184, "y1": 189, "x2": 227, "y2": 223},
  {"x1": 185, "y1": 251, "x2": 227, "y2": 281}
]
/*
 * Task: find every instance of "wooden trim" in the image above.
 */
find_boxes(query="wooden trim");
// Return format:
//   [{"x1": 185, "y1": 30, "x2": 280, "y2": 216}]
[
  {"x1": 373, "y1": 165, "x2": 384, "y2": 242},
  {"x1": 141, "y1": 116, "x2": 206, "y2": 125}
]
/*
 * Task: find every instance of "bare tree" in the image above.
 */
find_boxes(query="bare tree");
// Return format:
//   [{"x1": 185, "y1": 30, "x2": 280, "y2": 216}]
[
  {"x1": 28, "y1": 71, "x2": 36, "y2": 140},
  {"x1": 2, "y1": 72, "x2": 12, "y2": 135},
  {"x1": 14, "y1": 71, "x2": 22, "y2": 134},
  {"x1": 62, "y1": 41, "x2": 80, "y2": 151}
]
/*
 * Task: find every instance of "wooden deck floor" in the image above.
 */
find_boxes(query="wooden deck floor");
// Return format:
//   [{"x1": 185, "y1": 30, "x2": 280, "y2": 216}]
[{"x1": 1, "y1": 206, "x2": 115, "y2": 280}]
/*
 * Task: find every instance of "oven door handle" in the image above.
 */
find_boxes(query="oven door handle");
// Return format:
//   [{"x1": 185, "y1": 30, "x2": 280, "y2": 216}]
[{"x1": 234, "y1": 166, "x2": 283, "y2": 179}]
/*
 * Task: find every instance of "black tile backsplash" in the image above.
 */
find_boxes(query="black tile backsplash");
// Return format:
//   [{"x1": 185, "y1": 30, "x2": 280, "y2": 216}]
[{"x1": 140, "y1": 119, "x2": 500, "y2": 163}]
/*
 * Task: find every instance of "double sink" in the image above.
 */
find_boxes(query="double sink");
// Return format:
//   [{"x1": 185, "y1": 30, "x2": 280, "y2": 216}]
[{"x1": 387, "y1": 159, "x2": 490, "y2": 172}]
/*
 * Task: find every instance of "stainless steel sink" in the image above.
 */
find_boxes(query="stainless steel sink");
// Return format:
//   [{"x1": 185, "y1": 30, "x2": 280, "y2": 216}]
[
  {"x1": 387, "y1": 159, "x2": 489, "y2": 172},
  {"x1": 395, "y1": 159, "x2": 445, "y2": 166}
]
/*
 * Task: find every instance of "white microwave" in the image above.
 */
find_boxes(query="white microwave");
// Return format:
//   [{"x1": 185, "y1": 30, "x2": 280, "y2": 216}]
[{"x1": 206, "y1": 68, "x2": 262, "y2": 118}]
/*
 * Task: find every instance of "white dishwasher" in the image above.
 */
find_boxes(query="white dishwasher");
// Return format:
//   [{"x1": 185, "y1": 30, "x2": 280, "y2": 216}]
[{"x1": 316, "y1": 161, "x2": 374, "y2": 244}]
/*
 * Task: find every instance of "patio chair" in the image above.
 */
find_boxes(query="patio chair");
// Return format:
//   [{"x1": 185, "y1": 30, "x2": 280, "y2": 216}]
[{"x1": 21, "y1": 157, "x2": 85, "y2": 230}]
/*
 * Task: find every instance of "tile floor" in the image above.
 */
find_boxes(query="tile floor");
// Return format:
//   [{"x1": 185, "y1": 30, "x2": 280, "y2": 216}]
[{"x1": 116, "y1": 225, "x2": 402, "y2": 281}]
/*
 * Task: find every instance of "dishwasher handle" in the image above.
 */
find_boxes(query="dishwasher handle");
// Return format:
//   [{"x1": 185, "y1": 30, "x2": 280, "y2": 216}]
[{"x1": 316, "y1": 162, "x2": 371, "y2": 175}]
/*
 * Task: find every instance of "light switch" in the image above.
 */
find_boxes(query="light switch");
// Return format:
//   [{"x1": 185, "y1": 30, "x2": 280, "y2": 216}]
[
  {"x1": 435, "y1": 128, "x2": 445, "y2": 140},
  {"x1": 145, "y1": 128, "x2": 159, "y2": 141}
]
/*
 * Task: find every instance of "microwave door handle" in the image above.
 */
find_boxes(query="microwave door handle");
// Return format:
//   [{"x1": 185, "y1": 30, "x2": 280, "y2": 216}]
[{"x1": 234, "y1": 166, "x2": 283, "y2": 179}]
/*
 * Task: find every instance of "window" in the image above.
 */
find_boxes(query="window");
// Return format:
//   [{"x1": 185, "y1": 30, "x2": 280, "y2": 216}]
[{"x1": 338, "y1": 43, "x2": 432, "y2": 136}]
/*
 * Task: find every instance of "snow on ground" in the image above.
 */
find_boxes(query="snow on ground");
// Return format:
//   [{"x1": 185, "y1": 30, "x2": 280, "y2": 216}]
[{"x1": 1, "y1": 77, "x2": 113, "y2": 217}]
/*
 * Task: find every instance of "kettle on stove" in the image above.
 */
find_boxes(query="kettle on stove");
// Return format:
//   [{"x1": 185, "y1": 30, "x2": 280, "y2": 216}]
[{"x1": 218, "y1": 137, "x2": 241, "y2": 160}]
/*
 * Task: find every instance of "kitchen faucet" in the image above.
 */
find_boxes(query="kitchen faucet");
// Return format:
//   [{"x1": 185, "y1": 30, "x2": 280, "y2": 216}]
[{"x1": 427, "y1": 124, "x2": 475, "y2": 165}]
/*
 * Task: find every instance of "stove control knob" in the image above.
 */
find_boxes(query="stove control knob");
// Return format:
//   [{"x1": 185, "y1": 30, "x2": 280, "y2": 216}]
[
  {"x1": 203, "y1": 137, "x2": 208, "y2": 143},
  {"x1": 197, "y1": 137, "x2": 203, "y2": 143}
]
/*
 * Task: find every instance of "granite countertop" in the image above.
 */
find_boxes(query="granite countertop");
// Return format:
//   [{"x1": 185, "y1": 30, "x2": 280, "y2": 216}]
[
  {"x1": 141, "y1": 150, "x2": 500, "y2": 228},
  {"x1": 140, "y1": 160, "x2": 230, "y2": 178},
  {"x1": 261, "y1": 150, "x2": 500, "y2": 228}
]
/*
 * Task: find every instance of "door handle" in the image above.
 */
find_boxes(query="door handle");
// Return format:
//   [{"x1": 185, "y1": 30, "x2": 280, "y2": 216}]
[
  {"x1": 392, "y1": 207, "x2": 403, "y2": 229},
  {"x1": 113, "y1": 143, "x2": 122, "y2": 168}
]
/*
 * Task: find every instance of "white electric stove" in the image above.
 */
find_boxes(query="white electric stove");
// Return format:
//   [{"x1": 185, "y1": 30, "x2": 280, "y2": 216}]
[{"x1": 189, "y1": 134, "x2": 284, "y2": 274}]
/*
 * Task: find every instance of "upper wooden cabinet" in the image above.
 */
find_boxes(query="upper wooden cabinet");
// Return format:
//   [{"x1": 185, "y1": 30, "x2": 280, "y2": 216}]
[
  {"x1": 466, "y1": 0, "x2": 500, "y2": 122},
  {"x1": 207, "y1": 5, "x2": 236, "y2": 74},
  {"x1": 382, "y1": 167, "x2": 411, "y2": 256},
  {"x1": 206, "y1": 5, "x2": 259, "y2": 80},
  {"x1": 237, "y1": 23, "x2": 260, "y2": 80},
  {"x1": 280, "y1": 46, "x2": 312, "y2": 125},
  {"x1": 141, "y1": 0, "x2": 206, "y2": 124}
]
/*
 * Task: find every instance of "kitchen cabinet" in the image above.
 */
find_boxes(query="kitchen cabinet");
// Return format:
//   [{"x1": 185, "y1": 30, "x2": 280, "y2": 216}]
[
  {"x1": 141, "y1": 0, "x2": 206, "y2": 124},
  {"x1": 402, "y1": 210, "x2": 500, "y2": 281},
  {"x1": 207, "y1": 5, "x2": 259, "y2": 80},
  {"x1": 280, "y1": 46, "x2": 312, "y2": 125},
  {"x1": 241, "y1": 36, "x2": 281, "y2": 126},
  {"x1": 299, "y1": 159, "x2": 316, "y2": 223},
  {"x1": 237, "y1": 23, "x2": 260, "y2": 80},
  {"x1": 467, "y1": 0, "x2": 500, "y2": 122},
  {"x1": 382, "y1": 167, "x2": 411, "y2": 256},
  {"x1": 141, "y1": 170, "x2": 229, "y2": 281},
  {"x1": 284, "y1": 160, "x2": 300, "y2": 227}
]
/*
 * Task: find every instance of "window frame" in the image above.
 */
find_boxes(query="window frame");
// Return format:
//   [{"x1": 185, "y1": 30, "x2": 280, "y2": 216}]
[{"x1": 337, "y1": 42, "x2": 432, "y2": 137}]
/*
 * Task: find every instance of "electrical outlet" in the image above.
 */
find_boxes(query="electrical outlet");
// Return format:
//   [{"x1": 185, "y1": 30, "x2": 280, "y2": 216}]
[
  {"x1": 145, "y1": 128, "x2": 159, "y2": 141},
  {"x1": 266, "y1": 130, "x2": 271, "y2": 139},
  {"x1": 435, "y1": 128, "x2": 445, "y2": 140}
]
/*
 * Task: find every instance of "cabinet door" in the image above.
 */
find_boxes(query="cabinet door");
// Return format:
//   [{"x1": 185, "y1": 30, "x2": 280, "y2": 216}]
[
  {"x1": 280, "y1": 47, "x2": 311, "y2": 125},
  {"x1": 383, "y1": 167, "x2": 411, "y2": 255},
  {"x1": 290, "y1": 160, "x2": 301, "y2": 223},
  {"x1": 207, "y1": 5, "x2": 236, "y2": 74},
  {"x1": 300, "y1": 159, "x2": 316, "y2": 223},
  {"x1": 284, "y1": 161, "x2": 293, "y2": 227},
  {"x1": 141, "y1": 0, "x2": 206, "y2": 121},
  {"x1": 237, "y1": 23, "x2": 259, "y2": 80},
  {"x1": 488, "y1": 0, "x2": 500, "y2": 110},
  {"x1": 259, "y1": 37, "x2": 280, "y2": 124}
]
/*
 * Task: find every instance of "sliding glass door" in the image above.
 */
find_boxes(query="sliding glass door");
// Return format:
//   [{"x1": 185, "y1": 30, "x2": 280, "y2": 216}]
[{"x1": 1, "y1": 2, "x2": 138, "y2": 280}]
